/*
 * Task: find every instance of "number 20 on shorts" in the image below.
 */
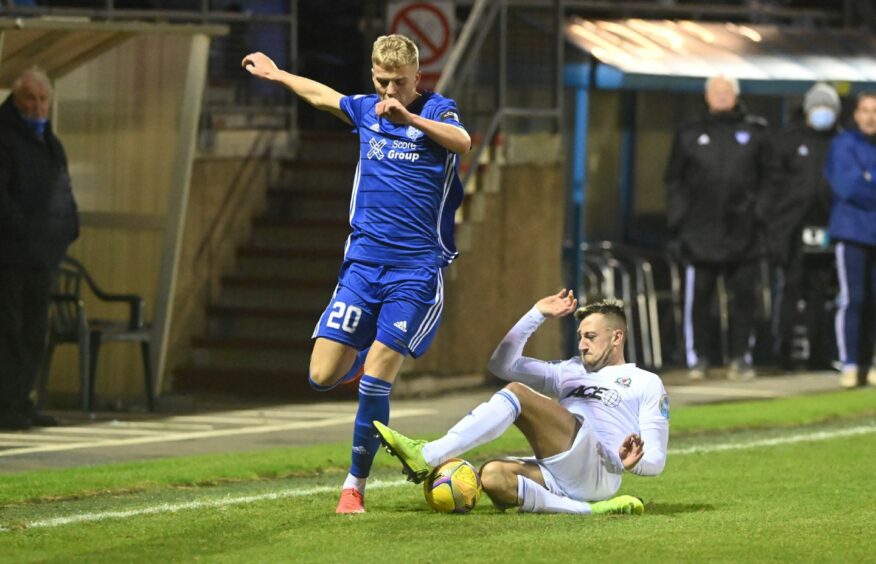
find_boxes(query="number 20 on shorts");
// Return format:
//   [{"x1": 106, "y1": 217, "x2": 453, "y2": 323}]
[{"x1": 327, "y1": 301, "x2": 362, "y2": 334}]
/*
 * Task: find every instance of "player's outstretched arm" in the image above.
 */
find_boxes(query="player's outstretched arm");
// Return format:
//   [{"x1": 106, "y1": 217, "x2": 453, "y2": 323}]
[
  {"x1": 242, "y1": 52, "x2": 350, "y2": 124},
  {"x1": 375, "y1": 98, "x2": 471, "y2": 154},
  {"x1": 535, "y1": 289, "x2": 578, "y2": 319}
]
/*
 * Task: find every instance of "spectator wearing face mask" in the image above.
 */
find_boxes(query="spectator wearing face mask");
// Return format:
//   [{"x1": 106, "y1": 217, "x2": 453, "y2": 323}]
[{"x1": 765, "y1": 83, "x2": 841, "y2": 372}]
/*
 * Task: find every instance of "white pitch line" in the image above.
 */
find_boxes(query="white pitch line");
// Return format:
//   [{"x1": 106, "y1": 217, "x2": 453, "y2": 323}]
[
  {"x1": 668, "y1": 424, "x2": 876, "y2": 455},
  {"x1": 0, "y1": 433, "x2": 91, "y2": 444},
  {"x1": 0, "y1": 479, "x2": 408, "y2": 532},
  {"x1": 37, "y1": 427, "x2": 172, "y2": 437},
  {"x1": 161, "y1": 414, "x2": 302, "y2": 425},
  {"x1": 89, "y1": 421, "x2": 216, "y2": 432},
  {"x1": 1, "y1": 423, "x2": 874, "y2": 533},
  {"x1": 215, "y1": 409, "x2": 360, "y2": 420},
  {"x1": 0, "y1": 408, "x2": 436, "y2": 458}
]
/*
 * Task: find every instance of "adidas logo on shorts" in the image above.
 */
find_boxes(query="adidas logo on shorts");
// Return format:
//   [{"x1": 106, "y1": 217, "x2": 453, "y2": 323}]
[{"x1": 394, "y1": 320, "x2": 407, "y2": 333}]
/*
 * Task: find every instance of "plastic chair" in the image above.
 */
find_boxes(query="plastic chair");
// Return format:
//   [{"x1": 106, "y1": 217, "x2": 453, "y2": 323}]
[{"x1": 39, "y1": 256, "x2": 155, "y2": 412}]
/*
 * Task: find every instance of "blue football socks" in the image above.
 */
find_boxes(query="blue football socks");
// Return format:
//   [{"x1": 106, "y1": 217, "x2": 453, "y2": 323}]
[{"x1": 350, "y1": 375, "x2": 392, "y2": 478}]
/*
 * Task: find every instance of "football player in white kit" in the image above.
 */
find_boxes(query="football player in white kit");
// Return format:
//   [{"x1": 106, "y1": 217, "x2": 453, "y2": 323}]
[{"x1": 375, "y1": 289, "x2": 669, "y2": 515}]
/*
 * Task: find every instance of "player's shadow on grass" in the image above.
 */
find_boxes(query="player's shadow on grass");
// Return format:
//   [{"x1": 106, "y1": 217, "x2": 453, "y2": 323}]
[{"x1": 646, "y1": 502, "x2": 715, "y2": 515}]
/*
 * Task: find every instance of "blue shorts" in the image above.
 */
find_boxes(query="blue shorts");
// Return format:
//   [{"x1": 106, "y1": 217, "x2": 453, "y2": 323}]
[{"x1": 312, "y1": 260, "x2": 445, "y2": 358}]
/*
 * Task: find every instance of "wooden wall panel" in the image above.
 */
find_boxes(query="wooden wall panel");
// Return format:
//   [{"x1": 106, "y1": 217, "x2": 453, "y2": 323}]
[{"x1": 44, "y1": 34, "x2": 193, "y2": 402}]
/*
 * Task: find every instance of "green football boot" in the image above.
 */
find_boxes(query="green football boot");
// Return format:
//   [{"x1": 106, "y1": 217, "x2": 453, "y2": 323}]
[
  {"x1": 373, "y1": 421, "x2": 431, "y2": 483},
  {"x1": 590, "y1": 495, "x2": 645, "y2": 516}
]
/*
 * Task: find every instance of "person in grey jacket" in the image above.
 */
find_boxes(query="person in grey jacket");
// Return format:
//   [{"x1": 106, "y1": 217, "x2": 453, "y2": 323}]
[{"x1": 0, "y1": 68, "x2": 79, "y2": 429}]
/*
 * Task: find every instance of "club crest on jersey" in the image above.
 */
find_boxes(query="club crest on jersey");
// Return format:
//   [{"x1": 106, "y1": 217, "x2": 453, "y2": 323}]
[
  {"x1": 615, "y1": 376, "x2": 631, "y2": 388},
  {"x1": 406, "y1": 126, "x2": 424, "y2": 140},
  {"x1": 735, "y1": 130, "x2": 751, "y2": 145}
]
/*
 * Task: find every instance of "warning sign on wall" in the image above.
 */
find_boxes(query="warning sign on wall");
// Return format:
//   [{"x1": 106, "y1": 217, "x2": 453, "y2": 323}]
[{"x1": 387, "y1": 1, "x2": 455, "y2": 92}]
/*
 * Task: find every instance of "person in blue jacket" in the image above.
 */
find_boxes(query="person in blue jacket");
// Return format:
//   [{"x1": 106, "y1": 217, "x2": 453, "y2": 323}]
[
  {"x1": 824, "y1": 92, "x2": 876, "y2": 389},
  {"x1": 242, "y1": 34, "x2": 471, "y2": 513}
]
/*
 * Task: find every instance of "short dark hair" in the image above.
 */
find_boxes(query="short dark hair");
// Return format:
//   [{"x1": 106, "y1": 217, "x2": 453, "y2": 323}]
[
  {"x1": 574, "y1": 299, "x2": 627, "y2": 329},
  {"x1": 856, "y1": 91, "x2": 876, "y2": 110}
]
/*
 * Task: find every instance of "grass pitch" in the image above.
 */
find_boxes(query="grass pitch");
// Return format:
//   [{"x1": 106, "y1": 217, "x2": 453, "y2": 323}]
[{"x1": 0, "y1": 388, "x2": 874, "y2": 562}]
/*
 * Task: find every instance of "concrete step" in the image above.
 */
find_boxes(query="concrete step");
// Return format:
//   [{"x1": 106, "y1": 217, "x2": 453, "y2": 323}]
[
  {"x1": 190, "y1": 336, "x2": 311, "y2": 370},
  {"x1": 234, "y1": 247, "x2": 342, "y2": 278},
  {"x1": 276, "y1": 161, "x2": 356, "y2": 191},
  {"x1": 250, "y1": 217, "x2": 349, "y2": 249},
  {"x1": 293, "y1": 131, "x2": 359, "y2": 163},
  {"x1": 218, "y1": 275, "x2": 336, "y2": 308},
  {"x1": 262, "y1": 187, "x2": 350, "y2": 220},
  {"x1": 206, "y1": 304, "x2": 323, "y2": 339},
  {"x1": 172, "y1": 366, "x2": 358, "y2": 400}
]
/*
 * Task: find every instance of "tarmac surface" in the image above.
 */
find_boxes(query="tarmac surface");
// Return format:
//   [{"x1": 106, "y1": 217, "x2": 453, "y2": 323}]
[{"x1": 0, "y1": 369, "x2": 851, "y2": 474}]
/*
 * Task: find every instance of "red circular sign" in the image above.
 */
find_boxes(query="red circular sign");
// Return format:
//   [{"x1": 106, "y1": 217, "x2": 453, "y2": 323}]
[{"x1": 390, "y1": 3, "x2": 451, "y2": 67}]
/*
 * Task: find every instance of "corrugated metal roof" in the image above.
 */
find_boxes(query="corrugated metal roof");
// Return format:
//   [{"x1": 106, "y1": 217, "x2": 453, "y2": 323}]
[{"x1": 565, "y1": 18, "x2": 876, "y2": 83}]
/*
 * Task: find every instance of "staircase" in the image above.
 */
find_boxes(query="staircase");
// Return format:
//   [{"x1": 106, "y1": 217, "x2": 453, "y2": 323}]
[{"x1": 174, "y1": 131, "x2": 360, "y2": 399}]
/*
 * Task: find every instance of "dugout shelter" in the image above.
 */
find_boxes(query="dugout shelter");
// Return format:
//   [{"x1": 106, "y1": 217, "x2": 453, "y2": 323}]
[
  {"x1": 563, "y1": 19, "x2": 876, "y2": 364},
  {"x1": 0, "y1": 17, "x2": 226, "y2": 405}
]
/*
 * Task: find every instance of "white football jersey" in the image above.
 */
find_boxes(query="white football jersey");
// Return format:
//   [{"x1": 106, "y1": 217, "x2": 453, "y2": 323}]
[{"x1": 488, "y1": 307, "x2": 670, "y2": 476}]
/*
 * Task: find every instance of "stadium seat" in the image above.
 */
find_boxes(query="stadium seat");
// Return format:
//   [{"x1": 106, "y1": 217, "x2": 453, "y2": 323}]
[{"x1": 39, "y1": 256, "x2": 155, "y2": 412}]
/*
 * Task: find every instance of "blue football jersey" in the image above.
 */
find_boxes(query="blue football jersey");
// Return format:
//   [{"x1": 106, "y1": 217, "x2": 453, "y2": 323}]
[{"x1": 339, "y1": 92, "x2": 465, "y2": 268}]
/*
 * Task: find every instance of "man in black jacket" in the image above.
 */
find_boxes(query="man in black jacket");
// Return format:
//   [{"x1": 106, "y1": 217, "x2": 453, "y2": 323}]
[
  {"x1": 0, "y1": 68, "x2": 79, "y2": 430},
  {"x1": 665, "y1": 74, "x2": 770, "y2": 381},
  {"x1": 766, "y1": 83, "x2": 840, "y2": 371}
]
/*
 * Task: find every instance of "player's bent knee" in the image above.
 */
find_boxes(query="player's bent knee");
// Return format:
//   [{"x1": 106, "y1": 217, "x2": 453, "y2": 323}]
[
  {"x1": 308, "y1": 363, "x2": 345, "y2": 389},
  {"x1": 479, "y1": 460, "x2": 519, "y2": 509},
  {"x1": 503, "y1": 382, "x2": 533, "y2": 400}
]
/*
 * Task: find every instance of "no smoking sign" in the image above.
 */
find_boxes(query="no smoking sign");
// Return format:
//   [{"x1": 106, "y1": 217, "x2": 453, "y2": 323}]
[{"x1": 387, "y1": 1, "x2": 455, "y2": 91}]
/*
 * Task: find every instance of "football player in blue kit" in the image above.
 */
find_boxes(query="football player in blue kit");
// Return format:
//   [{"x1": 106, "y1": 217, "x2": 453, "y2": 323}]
[{"x1": 243, "y1": 34, "x2": 471, "y2": 513}]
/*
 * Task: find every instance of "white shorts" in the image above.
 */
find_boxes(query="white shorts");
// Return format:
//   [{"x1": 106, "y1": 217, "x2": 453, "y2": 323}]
[{"x1": 515, "y1": 415, "x2": 623, "y2": 502}]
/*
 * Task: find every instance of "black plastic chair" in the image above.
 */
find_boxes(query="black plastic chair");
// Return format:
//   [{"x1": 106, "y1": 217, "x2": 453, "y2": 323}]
[{"x1": 40, "y1": 256, "x2": 155, "y2": 412}]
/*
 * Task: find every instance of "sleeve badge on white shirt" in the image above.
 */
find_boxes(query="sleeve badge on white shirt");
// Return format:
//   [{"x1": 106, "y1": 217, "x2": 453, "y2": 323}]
[
  {"x1": 615, "y1": 376, "x2": 631, "y2": 388},
  {"x1": 660, "y1": 394, "x2": 670, "y2": 420}
]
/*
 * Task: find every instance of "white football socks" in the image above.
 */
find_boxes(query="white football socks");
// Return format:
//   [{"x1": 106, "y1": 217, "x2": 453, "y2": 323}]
[
  {"x1": 517, "y1": 475, "x2": 593, "y2": 514},
  {"x1": 342, "y1": 473, "x2": 366, "y2": 494},
  {"x1": 421, "y1": 389, "x2": 521, "y2": 467}
]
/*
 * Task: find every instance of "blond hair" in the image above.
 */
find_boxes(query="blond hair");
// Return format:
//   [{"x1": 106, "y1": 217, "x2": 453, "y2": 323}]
[{"x1": 372, "y1": 34, "x2": 419, "y2": 69}]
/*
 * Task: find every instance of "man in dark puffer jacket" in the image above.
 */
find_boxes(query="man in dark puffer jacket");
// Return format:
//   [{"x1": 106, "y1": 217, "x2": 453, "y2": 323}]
[
  {"x1": 0, "y1": 67, "x2": 79, "y2": 429},
  {"x1": 664, "y1": 74, "x2": 771, "y2": 382}
]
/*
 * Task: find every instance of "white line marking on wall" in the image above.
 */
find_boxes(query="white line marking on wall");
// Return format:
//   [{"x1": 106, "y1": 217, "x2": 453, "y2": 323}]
[{"x1": 0, "y1": 408, "x2": 436, "y2": 458}]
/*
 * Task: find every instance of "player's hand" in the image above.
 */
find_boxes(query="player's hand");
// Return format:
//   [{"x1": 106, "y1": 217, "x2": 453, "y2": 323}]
[
  {"x1": 241, "y1": 52, "x2": 279, "y2": 80},
  {"x1": 535, "y1": 289, "x2": 578, "y2": 318},
  {"x1": 619, "y1": 433, "x2": 645, "y2": 471},
  {"x1": 375, "y1": 98, "x2": 413, "y2": 125}
]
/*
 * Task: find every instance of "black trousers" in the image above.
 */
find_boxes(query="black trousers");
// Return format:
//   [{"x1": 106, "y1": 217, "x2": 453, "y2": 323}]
[
  {"x1": 0, "y1": 267, "x2": 54, "y2": 413},
  {"x1": 684, "y1": 260, "x2": 760, "y2": 367},
  {"x1": 774, "y1": 251, "x2": 836, "y2": 368}
]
